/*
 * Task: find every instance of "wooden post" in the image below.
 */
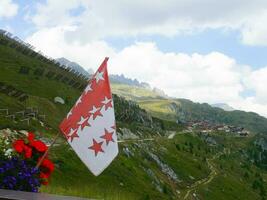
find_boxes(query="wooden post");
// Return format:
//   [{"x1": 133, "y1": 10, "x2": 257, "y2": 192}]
[{"x1": 35, "y1": 132, "x2": 61, "y2": 169}]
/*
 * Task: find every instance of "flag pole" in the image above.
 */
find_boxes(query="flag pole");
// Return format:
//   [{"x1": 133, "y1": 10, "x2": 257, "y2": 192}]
[{"x1": 35, "y1": 132, "x2": 61, "y2": 169}]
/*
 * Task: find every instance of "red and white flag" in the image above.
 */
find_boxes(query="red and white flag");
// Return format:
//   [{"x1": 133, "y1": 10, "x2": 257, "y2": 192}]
[{"x1": 59, "y1": 57, "x2": 118, "y2": 176}]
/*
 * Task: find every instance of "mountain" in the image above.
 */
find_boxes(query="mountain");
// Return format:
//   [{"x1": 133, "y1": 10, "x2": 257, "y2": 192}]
[
  {"x1": 1, "y1": 30, "x2": 267, "y2": 200},
  {"x1": 111, "y1": 84, "x2": 267, "y2": 134},
  {"x1": 152, "y1": 87, "x2": 168, "y2": 98},
  {"x1": 211, "y1": 103, "x2": 235, "y2": 111},
  {"x1": 56, "y1": 57, "x2": 94, "y2": 77},
  {"x1": 109, "y1": 74, "x2": 150, "y2": 88}
]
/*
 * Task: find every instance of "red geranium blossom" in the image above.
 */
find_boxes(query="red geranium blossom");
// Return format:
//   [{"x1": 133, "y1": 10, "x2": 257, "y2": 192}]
[
  {"x1": 26, "y1": 132, "x2": 48, "y2": 152},
  {"x1": 38, "y1": 157, "x2": 54, "y2": 186},
  {"x1": 27, "y1": 132, "x2": 35, "y2": 143},
  {"x1": 40, "y1": 172, "x2": 50, "y2": 179},
  {"x1": 23, "y1": 145, "x2": 32, "y2": 159},
  {"x1": 13, "y1": 140, "x2": 25, "y2": 153},
  {"x1": 31, "y1": 140, "x2": 48, "y2": 152},
  {"x1": 41, "y1": 158, "x2": 55, "y2": 173}
]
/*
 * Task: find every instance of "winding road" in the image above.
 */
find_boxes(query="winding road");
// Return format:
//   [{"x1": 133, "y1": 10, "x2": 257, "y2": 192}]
[{"x1": 183, "y1": 152, "x2": 223, "y2": 199}]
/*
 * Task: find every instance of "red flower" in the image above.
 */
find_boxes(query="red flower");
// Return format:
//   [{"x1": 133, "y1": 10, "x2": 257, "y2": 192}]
[
  {"x1": 27, "y1": 132, "x2": 35, "y2": 143},
  {"x1": 13, "y1": 140, "x2": 25, "y2": 153},
  {"x1": 31, "y1": 140, "x2": 48, "y2": 152},
  {"x1": 40, "y1": 172, "x2": 50, "y2": 179},
  {"x1": 39, "y1": 159, "x2": 54, "y2": 186},
  {"x1": 26, "y1": 132, "x2": 48, "y2": 152},
  {"x1": 41, "y1": 158, "x2": 55, "y2": 172},
  {"x1": 23, "y1": 145, "x2": 32, "y2": 159}
]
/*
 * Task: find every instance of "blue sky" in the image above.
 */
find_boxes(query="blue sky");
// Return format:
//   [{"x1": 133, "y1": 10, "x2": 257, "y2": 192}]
[
  {"x1": 1, "y1": 0, "x2": 38, "y2": 38},
  {"x1": 1, "y1": 0, "x2": 267, "y2": 117}
]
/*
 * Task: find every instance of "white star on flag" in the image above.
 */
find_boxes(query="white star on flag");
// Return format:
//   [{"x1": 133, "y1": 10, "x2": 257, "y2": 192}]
[
  {"x1": 67, "y1": 128, "x2": 79, "y2": 142},
  {"x1": 75, "y1": 96, "x2": 83, "y2": 106},
  {"x1": 84, "y1": 83, "x2": 92, "y2": 94},
  {"x1": 78, "y1": 116, "x2": 88, "y2": 125},
  {"x1": 101, "y1": 97, "x2": 111, "y2": 104},
  {"x1": 101, "y1": 97, "x2": 113, "y2": 110},
  {"x1": 67, "y1": 110, "x2": 72, "y2": 119},
  {"x1": 94, "y1": 71, "x2": 104, "y2": 83},
  {"x1": 60, "y1": 57, "x2": 118, "y2": 176},
  {"x1": 68, "y1": 128, "x2": 76, "y2": 136},
  {"x1": 77, "y1": 116, "x2": 90, "y2": 130},
  {"x1": 89, "y1": 106, "x2": 99, "y2": 114}
]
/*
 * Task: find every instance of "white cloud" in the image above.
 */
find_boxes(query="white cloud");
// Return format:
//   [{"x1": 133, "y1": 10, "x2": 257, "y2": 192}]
[
  {"x1": 25, "y1": 1, "x2": 267, "y2": 117},
  {"x1": 110, "y1": 43, "x2": 245, "y2": 104},
  {"x1": 30, "y1": 0, "x2": 267, "y2": 45},
  {"x1": 244, "y1": 67, "x2": 267, "y2": 104},
  {"x1": 0, "y1": 0, "x2": 18, "y2": 19},
  {"x1": 240, "y1": 12, "x2": 267, "y2": 46},
  {"x1": 26, "y1": 28, "x2": 267, "y2": 118},
  {"x1": 32, "y1": 0, "x2": 85, "y2": 28},
  {"x1": 26, "y1": 26, "x2": 115, "y2": 69},
  {"x1": 231, "y1": 97, "x2": 267, "y2": 120}
]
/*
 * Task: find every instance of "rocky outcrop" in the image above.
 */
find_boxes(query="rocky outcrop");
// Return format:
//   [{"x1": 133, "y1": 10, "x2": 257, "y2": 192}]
[
  {"x1": 122, "y1": 147, "x2": 134, "y2": 157},
  {"x1": 118, "y1": 128, "x2": 139, "y2": 140},
  {"x1": 143, "y1": 167, "x2": 163, "y2": 193},
  {"x1": 255, "y1": 138, "x2": 267, "y2": 151},
  {"x1": 205, "y1": 136, "x2": 217, "y2": 146},
  {"x1": 148, "y1": 152, "x2": 180, "y2": 183}
]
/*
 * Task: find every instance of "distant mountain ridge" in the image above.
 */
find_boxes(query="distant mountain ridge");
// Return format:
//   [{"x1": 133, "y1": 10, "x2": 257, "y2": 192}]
[
  {"x1": 57, "y1": 57, "x2": 150, "y2": 87},
  {"x1": 109, "y1": 74, "x2": 150, "y2": 88},
  {"x1": 211, "y1": 103, "x2": 235, "y2": 111},
  {"x1": 56, "y1": 57, "x2": 94, "y2": 77},
  {"x1": 109, "y1": 74, "x2": 168, "y2": 97}
]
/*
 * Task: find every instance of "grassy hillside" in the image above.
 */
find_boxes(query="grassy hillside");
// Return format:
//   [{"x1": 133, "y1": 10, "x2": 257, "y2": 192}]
[{"x1": 1, "y1": 31, "x2": 267, "y2": 200}]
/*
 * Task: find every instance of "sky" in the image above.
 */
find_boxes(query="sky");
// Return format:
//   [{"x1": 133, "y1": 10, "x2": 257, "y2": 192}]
[{"x1": 0, "y1": 0, "x2": 267, "y2": 118}]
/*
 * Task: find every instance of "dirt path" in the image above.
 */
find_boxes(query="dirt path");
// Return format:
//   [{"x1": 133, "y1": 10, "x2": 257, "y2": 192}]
[
  {"x1": 118, "y1": 135, "x2": 223, "y2": 200},
  {"x1": 118, "y1": 138, "x2": 154, "y2": 143},
  {"x1": 183, "y1": 152, "x2": 222, "y2": 199}
]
